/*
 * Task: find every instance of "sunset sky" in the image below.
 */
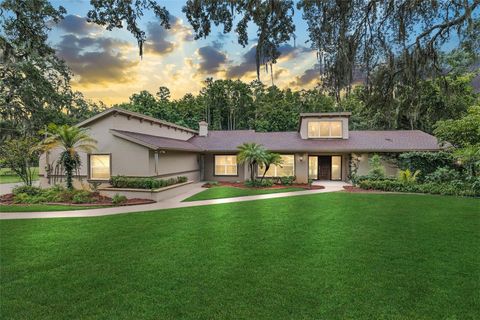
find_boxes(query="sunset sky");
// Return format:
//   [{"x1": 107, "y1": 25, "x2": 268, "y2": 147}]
[{"x1": 49, "y1": 1, "x2": 320, "y2": 105}]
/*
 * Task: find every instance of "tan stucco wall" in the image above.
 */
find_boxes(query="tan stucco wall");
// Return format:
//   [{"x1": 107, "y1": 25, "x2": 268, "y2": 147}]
[
  {"x1": 355, "y1": 153, "x2": 398, "y2": 177},
  {"x1": 39, "y1": 113, "x2": 200, "y2": 188},
  {"x1": 148, "y1": 150, "x2": 200, "y2": 179},
  {"x1": 299, "y1": 117, "x2": 349, "y2": 139},
  {"x1": 109, "y1": 113, "x2": 195, "y2": 140}
]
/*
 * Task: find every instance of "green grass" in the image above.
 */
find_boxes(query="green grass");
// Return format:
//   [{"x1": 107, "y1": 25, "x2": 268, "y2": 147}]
[
  {"x1": 0, "y1": 204, "x2": 104, "y2": 212},
  {"x1": 0, "y1": 167, "x2": 39, "y2": 184},
  {"x1": 1, "y1": 193, "x2": 479, "y2": 319},
  {"x1": 183, "y1": 185, "x2": 305, "y2": 201}
]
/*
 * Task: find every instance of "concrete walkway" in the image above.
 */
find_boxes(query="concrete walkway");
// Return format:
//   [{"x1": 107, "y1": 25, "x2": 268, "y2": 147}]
[{"x1": 0, "y1": 182, "x2": 349, "y2": 220}]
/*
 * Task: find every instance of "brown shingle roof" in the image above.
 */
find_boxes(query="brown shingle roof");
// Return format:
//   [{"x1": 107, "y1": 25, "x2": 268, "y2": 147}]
[
  {"x1": 188, "y1": 130, "x2": 441, "y2": 152},
  {"x1": 111, "y1": 130, "x2": 202, "y2": 152}
]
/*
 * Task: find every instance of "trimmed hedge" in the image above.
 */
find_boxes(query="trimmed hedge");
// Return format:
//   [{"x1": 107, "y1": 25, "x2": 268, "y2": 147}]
[
  {"x1": 359, "y1": 179, "x2": 479, "y2": 197},
  {"x1": 109, "y1": 176, "x2": 188, "y2": 189}
]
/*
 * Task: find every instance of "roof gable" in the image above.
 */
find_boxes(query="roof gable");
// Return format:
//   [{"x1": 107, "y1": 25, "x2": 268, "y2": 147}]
[{"x1": 77, "y1": 107, "x2": 198, "y2": 135}]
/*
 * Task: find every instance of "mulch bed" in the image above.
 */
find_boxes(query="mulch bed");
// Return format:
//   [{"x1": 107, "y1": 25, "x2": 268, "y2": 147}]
[
  {"x1": 202, "y1": 181, "x2": 325, "y2": 190},
  {"x1": 0, "y1": 193, "x2": 155, "y2": 207}
]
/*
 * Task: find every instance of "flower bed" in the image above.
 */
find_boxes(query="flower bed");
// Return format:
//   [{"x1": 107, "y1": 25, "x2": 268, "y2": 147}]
[
  {"x1": 357, "y1": 179, "x2": 479, "y2": 197},
  {"x1": 0, "y1": 185, "x2": 155, "y2": 207},
  {"x1": 202, "y1": 181, "x2": 325, "y2": 190}
]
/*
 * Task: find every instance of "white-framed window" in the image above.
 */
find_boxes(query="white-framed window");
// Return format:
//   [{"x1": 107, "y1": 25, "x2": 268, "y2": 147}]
[
  {"x1": 89, "y1": 154, "x2": 111, "y2": 180},
  {"x1": 308, "y1": 121, "x2": 343, "y2": 138},
  {"x1": 214, "y1": 155, "x2": 238, "y2": 176},
  {"x1": 258, "y1": 155, "x2": 295, "y2": 177}
]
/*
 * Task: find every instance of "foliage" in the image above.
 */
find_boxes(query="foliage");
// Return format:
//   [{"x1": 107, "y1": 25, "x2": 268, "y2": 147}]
[
  {"x1": 434, "y1": 105, "x2": 480, "y2": 177},
  {"x1": 0, "y1": 0, "x2": 107, "y2": 140},
  {"x1": 297, "y1": 1, "x2": 479, "y2": 100},
  {"x1": 259, "y1": 152, "x2": 283, "y2": 182},
  {"x1": 398, "y1": 151, "x2": 456, "y2": 181},
  {"x1": 72, "y1": 191, "x2": 94, "y2": 204},
  {"x1": 237, "y1": 142, "x2": 267, "y2": 182},
  {"x1": 112, "y1": 194, "x2": 127, "y2": 205},
  {"x1": 397, "y1": 169, "x2": 420, "y2": 183},
  {"x1": 109, "y1": 176, "x2": 187, "y2": 189},
  {"x1": 12, "y1": 185, "x2": 42, "y2": 196},
  {"x1": 434, "y1": 105, "x2": 480, "y2": 148},
  {"x1": 40, "y1": 124, "x2": 97, "y2": 190},
  {"x1": 89, "y1": 181, "x2": 102, "y2": 192},
  {"x1": 87, "y1": 0, "x2": 170, "y2": 58},
  {"x1": 367, "y1": 154, "x2": 385, "y2": 180},
  {"x1": 0, "y1": 137, "x2": 40, "y2": 186},
  {"x1": 425, "y1": 167, "x2": 462, "y2": 184},
  {"x1": 358, "y1": 180, "x2": 479, "y2": 197},
  {"x1": 279, "y1": 176, "x2": 296, "y2": 186},
  {"x1": 11, "y1": 185, "x2": 99, "y2": 204},
  {"x1": 244, "y1": 179, "x2": 273, "y2": 188},
  {"x1": 183, "y1": 1, "x2": 295, "y2": 80}
]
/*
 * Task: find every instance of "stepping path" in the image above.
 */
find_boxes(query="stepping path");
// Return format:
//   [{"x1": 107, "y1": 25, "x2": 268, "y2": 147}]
[{"x1": 0, "y1": 182, "x2": 348, "y2": 220}]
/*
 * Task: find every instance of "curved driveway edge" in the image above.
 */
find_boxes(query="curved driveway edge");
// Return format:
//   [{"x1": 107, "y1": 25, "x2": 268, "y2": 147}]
[{"x1": 0, "y1": 183, "x2": 347, "y2": 220}]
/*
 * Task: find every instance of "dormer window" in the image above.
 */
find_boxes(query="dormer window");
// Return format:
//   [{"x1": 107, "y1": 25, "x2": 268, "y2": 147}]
[{"x1": 308, "y1": 121, "x2": 343, "y2": 138}]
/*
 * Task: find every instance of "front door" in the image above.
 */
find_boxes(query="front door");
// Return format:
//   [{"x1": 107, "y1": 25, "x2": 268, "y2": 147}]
[{"x1": 318, "y1": 156, "x2": 331, "y2": 180}]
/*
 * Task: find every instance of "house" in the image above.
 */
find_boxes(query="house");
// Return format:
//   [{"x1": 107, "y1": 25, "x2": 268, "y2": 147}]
[{"x1": 39, "y1": 107, "x2": 441, "y2": 191}]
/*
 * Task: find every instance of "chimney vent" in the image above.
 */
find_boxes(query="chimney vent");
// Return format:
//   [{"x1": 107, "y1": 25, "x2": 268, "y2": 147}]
[{"x1": 199, "y1": 121, "x2": 208, "y2": 136}]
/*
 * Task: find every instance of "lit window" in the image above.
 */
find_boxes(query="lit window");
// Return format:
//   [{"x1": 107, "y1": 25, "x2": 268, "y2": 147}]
[
  {"x1": 258, "y1": 155, "x2": 295, "y2": 177},
  {"x1": 90, "y1": 154, "x2": 111, "y2": 180},
  {"x1": 331, "y1": 156, "x2": 342, "y2": 180},
  {"x1": 307, "y1": 121, "x2": 343, "y2": 138},
  {"x1": 309, "y1": 156, "x2": 318, "y2": 179},
  {"x1": 215, "y1": 155, "x2": 237, "y2": 176}
]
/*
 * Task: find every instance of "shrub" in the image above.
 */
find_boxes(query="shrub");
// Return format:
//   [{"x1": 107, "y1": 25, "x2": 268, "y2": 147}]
[
  {"x1": 245, "y1": 179, "x2": 274, "y2": 188},
  {"x1": 368, "y1": 154, "x2": 386, "y2": 180},
  {"x1": 397, "y1": 169, "x2": 420, "y2": 183},
  {"x1": 359, "y1": 180, "x2": 479, "y2": 197},
  {"x1": 279, "y1": 176, "x2": 295, "y2": 185},
  {"x1": 72, "y1": 190, "x2": 93, "y2": 204},
  {"x1": 177, "y1": 176, "x2": 188, "y2": 183},
  {"x1": 109, "y1": 176, "x2": 186, "y2": 189},
  {"x1": 398, "y1": 151, "x2": 456, "y2": 181},
  {"x1": 260, "y1": 179, "x2": 273, "y2": 187},
  {"x1": 12, "y1": 185, "x2": 42, "y2": 196},
  {"x1": 112, "y1": 193, "x2": 127, "y2": 205},
  {"x1": 425, "y1": 167, "x2": 462, "y2": 183}
]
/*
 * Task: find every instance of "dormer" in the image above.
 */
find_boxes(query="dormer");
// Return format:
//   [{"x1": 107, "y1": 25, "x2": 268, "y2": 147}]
[{"x1": 299, "y1": 112, "x2": 351, "y2": 139}]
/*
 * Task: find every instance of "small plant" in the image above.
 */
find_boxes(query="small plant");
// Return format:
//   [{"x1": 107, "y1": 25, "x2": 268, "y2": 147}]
[
  {"x1": 177, "y1": 176, "x2": 188, "y2": 183},
  {"x1": 112, "y1": 193, "x2": 127, "y2": 205},
  {"x1": 260, "y1": 179, "x2": 273, "y2": 187},
  {"x1": 308, "y1": 178, "x2": 313, "y2": 188},
  {"x1": 279, "y1": 176, "x2": 296, "y2": 185},
  {"x1": 368, "y1": 154, "x2": 386, "y2": 180},
  {"x1": 397, "y1": 169, "x2": 420, "y2": 183},
  {"x1": 72, "y1": 190, "x2": 93, "y2": 204},
  {"x1": 12, "y1": 185, "x2": 42, "y2": 196},
  {"x1": 89, "y1": 181, "x2": 102, "y2": 192}
]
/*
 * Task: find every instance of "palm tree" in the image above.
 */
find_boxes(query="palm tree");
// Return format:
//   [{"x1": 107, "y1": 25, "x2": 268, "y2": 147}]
[
  {"x1": 41, "y1": 124, "x2": 97, "y2": 190},
  {"x1": 237, "y1": 142, "x2": 267, "y2": 182},
  {"x1": 259, "y1": 152, "x2": 283, "y2": 182}
]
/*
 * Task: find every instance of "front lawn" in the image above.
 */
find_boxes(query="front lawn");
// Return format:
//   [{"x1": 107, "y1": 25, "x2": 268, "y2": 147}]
[
  {"x1": 0, "y1": 204, "x2": 104, "y2": 212},
  {"x1": 0, "y1": 167, "x2": 39, "y2": 184},
  {"x1": 183, "y1": 185, "x2": 305, "y2": 201},
  {"x1": 1, "y1": 193, "x2": 479, "y2": 319}
]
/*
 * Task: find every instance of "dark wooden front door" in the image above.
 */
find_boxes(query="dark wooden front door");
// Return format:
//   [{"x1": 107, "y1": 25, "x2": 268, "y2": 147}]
[{"x1": 318, "y1": 156, "x2": 331, "y2": 180}]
